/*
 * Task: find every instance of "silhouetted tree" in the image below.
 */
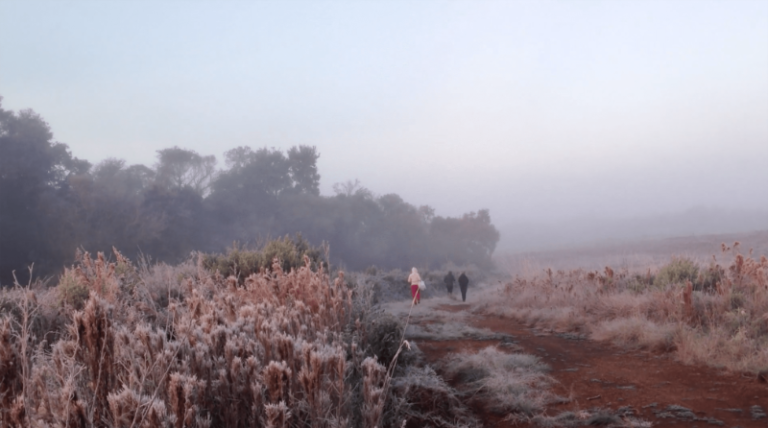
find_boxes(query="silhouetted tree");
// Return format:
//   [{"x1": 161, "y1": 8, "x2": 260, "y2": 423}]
[
  {"x1": 428, "y1": 209, "x2": 499, "y2": 268},
  {"x1": 155, "y1": 146, "x2": 216, "y2": 196},
  {"x1": 287, "y1": 145, "x2": 320, "y2": 195},
  {"x1": 1, "y1": 97, "x2": 501, "y2": 282},
  {"x1": 139, "y1": 185, "x2": 205, "y2": 260},
  {"x1": 0, "y1": 98, "x2": 89, "y2": 283}
]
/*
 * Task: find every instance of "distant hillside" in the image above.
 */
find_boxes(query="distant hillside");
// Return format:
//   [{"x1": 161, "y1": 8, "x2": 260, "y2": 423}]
[
  {"x1": 497, "y1": 207, "x2": 768, "y2": 253},
  {"x1": 496, "y1": 229, "x2": 768, "y2": 274}
]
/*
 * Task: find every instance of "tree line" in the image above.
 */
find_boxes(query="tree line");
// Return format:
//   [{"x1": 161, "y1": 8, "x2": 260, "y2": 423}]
[{"x1": 0, "y1": 97, "x2": 499, "y2": 284}]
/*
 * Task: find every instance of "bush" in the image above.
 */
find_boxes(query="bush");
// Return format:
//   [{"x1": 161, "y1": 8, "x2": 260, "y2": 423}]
[
  {"x1": 391, "y1": 365, "x2": 478, "y2": 428},
  {"x1": 655, "y1": 257, "x2": 699, "y2": 287},
  {"x1": 697, "y1": 263, "x2": 723, "y2": 292},
  {"x1": 56, "y1": 269, "x2": 90, "y2": 310},
  {"x1": 202, "y1": 234, "x2": 323, "y2": 282},
  {"x1": 441, "y1": 346, "x2": 556, "y2": 421},
  {"x1": 1, "y1": 246, "x2": 364, "y2": 428},
  {"x1": 365, "y1": 314, "x2": 403, "y2": 365}
]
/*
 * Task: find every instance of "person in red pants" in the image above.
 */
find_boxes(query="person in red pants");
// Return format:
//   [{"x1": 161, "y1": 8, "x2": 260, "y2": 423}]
[{"x1": 408, "y1": 267, "x2": 421, "y2": 305}]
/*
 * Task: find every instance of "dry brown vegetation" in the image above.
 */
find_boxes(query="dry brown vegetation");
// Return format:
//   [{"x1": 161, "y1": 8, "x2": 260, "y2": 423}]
[
  {"x1": 440, "y1": 346, "x2": 558, "y2": 423},
  {"x1": 0, "y1": 248, "x2": 426, "y2": 428},
  {"x1": 486, "y1": 243, "x2": 768, "y2": 373}
]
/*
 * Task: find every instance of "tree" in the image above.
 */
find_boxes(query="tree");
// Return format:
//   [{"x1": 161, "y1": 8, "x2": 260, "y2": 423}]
[
  {"x1": 332, "y1": 179, "x2": 372, "y2": 198},
  {"x1": 428, "y1": 209, "x2": 500, "y2": 268},
  {"x1": 56, "y1": 159, "x2": 158, "y2": 259},
  {"x1": 0, "y1": 98, "x2": 89, "y2": 283},
  {"x1": 287, "y1": 145, "x2": 320, "y2": 195},
  {"x1": 206, "y1": 147, "x2": 296, "y2": 247},
  {"x1": 155, "y1": 146, "x2": 216, "y2": 196},
  {"x1": 138, "y1": 185, "x2": 205, "y2": 260}
]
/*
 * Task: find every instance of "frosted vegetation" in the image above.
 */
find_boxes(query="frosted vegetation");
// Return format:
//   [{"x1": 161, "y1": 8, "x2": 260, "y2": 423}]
[
  {"x1": 484, "y1": 243, "x2": 768, "y2": 373},
  {"x1": 2, "y1": 249, "x2": 366, "y2": 427}
]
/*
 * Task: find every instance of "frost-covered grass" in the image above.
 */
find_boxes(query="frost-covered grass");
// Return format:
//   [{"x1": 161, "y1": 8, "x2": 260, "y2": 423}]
[
  {"x1": 1, "y1": 248, "x2": 448, "y2": 428},
  {"x1": 404, "y1": 321, "x2": 502, "y2": 341},
  {"x1": 482, "y1": 245, "x2": 768, "y2": 373},
  {"x1": 441, "y1": 346, "x2": 559, "y2": 422}
]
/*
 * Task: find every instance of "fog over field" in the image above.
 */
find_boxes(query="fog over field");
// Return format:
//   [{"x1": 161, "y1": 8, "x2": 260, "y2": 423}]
[{"x1": 1, "y1": 0, "x2": 767, "y2": 256}]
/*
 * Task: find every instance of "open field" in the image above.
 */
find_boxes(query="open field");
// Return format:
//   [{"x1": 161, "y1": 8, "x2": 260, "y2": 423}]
[
  {"x1": 2, "y1": 230, "x2": 767, "y2": 427},
  {"x1": 497, "y1": 230, "x2": 768, "y2": 275},
  {"x1": 383, "y1": 295, "x2": 766, "y2": 427},
  {"x1": 373, "y1": 230, "x2": 768, "y2": 426}
]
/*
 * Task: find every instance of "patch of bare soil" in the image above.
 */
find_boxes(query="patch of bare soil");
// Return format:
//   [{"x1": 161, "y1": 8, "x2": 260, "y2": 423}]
[
  {"x1": 421, "y1": 304, "x2": 768, "y2": 427},
  {"x1": 437, "y1": 303, "x2": 472, "y2": 313}
]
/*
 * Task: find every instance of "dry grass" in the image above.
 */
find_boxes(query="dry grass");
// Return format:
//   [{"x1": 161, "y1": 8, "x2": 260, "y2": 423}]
[
  {"x1": 0, "y1": 248, "x2": 433, "y2": 427},
  {"x1": 483, "y1": 244, "x2": 768, "y2": 372},
  {"x1": 440, "y1": 346, "x2": 558, "y2": 423}
]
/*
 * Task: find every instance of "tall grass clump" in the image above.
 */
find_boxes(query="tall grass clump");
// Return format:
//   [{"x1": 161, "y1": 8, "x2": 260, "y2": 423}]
[
  {"x1": 654, "y1": 257, "x2": 698, "y2": 287},
  {"x1": 441, "y1": 346, "x2": 557, "y2": 422},
  {"x1": 202, "y1": 234, "x2": 324, "y2": 283},
  {"x1": 486, "y1": 244, "x2": 768, "y2": 373},
  {"x1": 0, "y1": 244, "x2": 430, "y2": 428}
]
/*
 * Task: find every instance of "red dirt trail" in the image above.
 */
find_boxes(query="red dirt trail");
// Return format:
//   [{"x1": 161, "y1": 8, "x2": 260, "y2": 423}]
[{"x1": 417, "y1": 303, "x2": 768, "y2": 428}]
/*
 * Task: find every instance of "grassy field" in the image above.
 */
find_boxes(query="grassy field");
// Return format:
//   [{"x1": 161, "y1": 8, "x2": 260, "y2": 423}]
[
  {"x1": 2, "y1": 230, "x2": 766, "y2": 427},
  {"x1": 489, "y1": 231, "x2": 768, "y2": 373},
  {"x1": 0, "y1": 249, "x2": 437, "y2": 428}
]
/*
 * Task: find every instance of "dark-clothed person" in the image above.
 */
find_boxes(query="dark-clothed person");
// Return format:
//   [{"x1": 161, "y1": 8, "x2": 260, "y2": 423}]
[
  {"x1": 458, "y1": 272, "x2": 469, "y2": 302},
  {"x1": 444, "y1": 271, "x2": 455, "y2": 294}
]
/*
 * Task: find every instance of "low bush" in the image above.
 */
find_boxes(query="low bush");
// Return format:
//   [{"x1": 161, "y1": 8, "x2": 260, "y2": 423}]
[
  {"x1": 391, "y1": 365, "x2": 479, "y2": 428},
  {"x1": 441, "y1": 346, "x2": 557, "y2": 422},
  {"x1": 654, "y1": 257, "x2": 699, "y2": 287},
  {"x1": 55, "y1": 268, "x2": 90, "y2": 309},
  {"x1": 202, "y1": 234, "x2": 323, "y2": 282}
]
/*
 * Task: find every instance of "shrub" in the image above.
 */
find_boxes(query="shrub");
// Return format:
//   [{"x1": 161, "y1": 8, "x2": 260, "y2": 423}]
[
  {"x1": 441, "y1": 346, "x2": 556, "y2": 421},
  {"x1": 365, "y1": 314, "x2": 403, "y2": 367},
  {"x1": 2, "y1": 247, "x2": 460, "y2": 428},
  {"x1": 696, "y1": 263, "x2": 723, "y2": 292},
  {"x1": 655, "y1": 257, "x2": 699, "y2": 287},
  {"x1": 56, "y1": 269, "x2": 90, "y2": 310},
  {"x1": 202, "y1": 234, "x2": 323, "y2": 283},
  {"x1": 391, "y1": 365, "x2": 478, "y2": 428}
]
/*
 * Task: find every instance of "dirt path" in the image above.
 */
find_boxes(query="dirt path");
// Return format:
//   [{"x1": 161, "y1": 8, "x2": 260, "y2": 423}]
[{"x1": 389, "y1": 297, "x2": 768, "y2": 427}]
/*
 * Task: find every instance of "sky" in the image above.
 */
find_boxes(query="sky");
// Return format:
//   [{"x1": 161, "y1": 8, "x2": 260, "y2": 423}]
[{"x1": 1, "y1": 0, "x2": 767, "y2": 249}]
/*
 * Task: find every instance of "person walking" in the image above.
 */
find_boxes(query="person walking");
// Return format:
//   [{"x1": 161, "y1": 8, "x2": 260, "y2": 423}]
[
  {"x1": 443, "y1": 271, "x2": 455, "y2": 295},
  {"x1": 458, "y1": 272, "x2": 469, "y2": 302},
  {"x1": 408, "y1": 267, "x2": 422, "y2": 305}
]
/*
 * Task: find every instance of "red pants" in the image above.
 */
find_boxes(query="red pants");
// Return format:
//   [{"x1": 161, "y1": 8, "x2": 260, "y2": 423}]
[{"x1": 411, "y1": 284, "x2": 420, "y2": 304}]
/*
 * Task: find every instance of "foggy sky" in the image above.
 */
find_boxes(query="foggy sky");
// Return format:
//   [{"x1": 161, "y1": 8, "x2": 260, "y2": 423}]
[{"x1": 1, "y1": 0, "x2": 767, "y2": 250}]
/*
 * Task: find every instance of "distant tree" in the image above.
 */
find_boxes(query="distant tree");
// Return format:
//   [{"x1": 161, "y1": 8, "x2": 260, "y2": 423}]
[
  {"x1": 57, "y1": 159, "x2": 158, "y2": 258},
  {"x1": 92, "y1": 159, "x2": 155, "y2": 197},
  {"x1": 219, "y1": 146, "x2": 292, "y2": 196},
  {"x1": 418, "y1": 205, "x2": 436, "y2": 224},
  {"x1": 287, "y1": 145, "x2": 321, "y2": 195},
  {"x1": 1, "y1": 96, "x2": 503, "y2": 280},
  {"x1": 123, "y1": 164, "x2": 156, "y2": 194},
  {"x1": 138, "y1": 185, "x2": 205, "y2": 260},
  {"x1": 429, "y1": 209, "x2": 499, "y2": 268},
  {"x1": 332, "y1": 179, "x2": 372, "y2": 198},
  {"x1": 0, "y1": 98, "x2": 89, "y2": 283},
  {"x1": 155, "y1": 146, "x2": 216, "y2": 196},
  {"x1": 207, "y1": 146, "x2": 300, "y2": 247}
]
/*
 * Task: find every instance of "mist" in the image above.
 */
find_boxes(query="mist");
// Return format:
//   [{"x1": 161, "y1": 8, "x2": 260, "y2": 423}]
[
  {"x1": 498, "y1": 207, "x2": 768, "y2": 253},
  {"x1": 1, "y1": 0, "x2": 767, "y2": 280}
]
